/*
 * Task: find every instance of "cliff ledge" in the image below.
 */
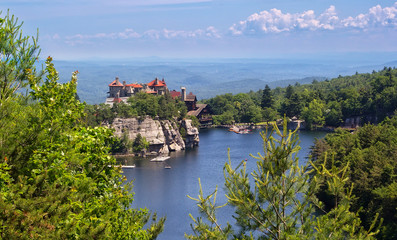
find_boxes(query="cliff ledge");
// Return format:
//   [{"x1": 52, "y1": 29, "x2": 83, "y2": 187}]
[{"x1": 111, "y1": 117, "x2": 199, "y2": 155}]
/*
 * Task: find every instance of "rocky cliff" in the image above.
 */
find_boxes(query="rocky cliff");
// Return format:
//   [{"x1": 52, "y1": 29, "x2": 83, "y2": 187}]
[
  {"x1": 182, "y1": 119, "x2": 199, "y2": 148},
  {"x1": 111, "y1": 117, "x2": 199, "y2": 155}
]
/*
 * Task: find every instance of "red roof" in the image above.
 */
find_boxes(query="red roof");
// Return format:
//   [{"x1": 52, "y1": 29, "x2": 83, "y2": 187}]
[
  {"x1": 170, "y1": 90, "x2": 181, "y2": 99},
  {"x1": 125, "y1": 83, "x2": 143, "y2": 88},
  {"x1": 108, "y1": 79, "x2": 123, "y2": 87},
  {"x1": 148, "y1": 78, "x2": 166, "y2": 87},
  {"x1": 109, "y1": 77, "x2": 123, "y2": 87}
]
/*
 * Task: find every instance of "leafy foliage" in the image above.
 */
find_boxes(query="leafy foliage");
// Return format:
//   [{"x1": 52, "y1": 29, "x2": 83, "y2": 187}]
[
  {"x1": 206, "y1": 92, "x2": 272, "y2": 124},
  {"x1": 132, "y1": 133, "x2": 149, "y2": 153},
  {"x1": 0, "y1": 12, "x2": 164, "y2": 239},
  {"x1": 301, "y1": 99, "x2": 325, "y2": 130},
  {"x1": 311, "y1": 116, "x2": 397, "y2": 239},
  {"x1": 84, "y1": 91, "x2": 187, "y2": 126}
]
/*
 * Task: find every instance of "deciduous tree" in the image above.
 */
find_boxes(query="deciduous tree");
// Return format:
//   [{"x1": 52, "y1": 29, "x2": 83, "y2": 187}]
[{"x1": 0, "y1": 12, "x2": 164, "y2": 239}]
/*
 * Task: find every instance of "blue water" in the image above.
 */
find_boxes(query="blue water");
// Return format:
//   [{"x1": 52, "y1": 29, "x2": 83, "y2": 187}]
[{"x1": 119, "y1": 128, "x2": 326, "y2": 239}]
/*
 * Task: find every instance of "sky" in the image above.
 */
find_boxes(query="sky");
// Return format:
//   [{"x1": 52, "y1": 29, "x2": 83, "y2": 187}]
[{"x1": 1, "y1": 0, "x2": 396, "y2": 60}]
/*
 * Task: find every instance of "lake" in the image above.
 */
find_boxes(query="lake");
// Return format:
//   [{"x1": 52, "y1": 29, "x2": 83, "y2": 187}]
[{"x1": 119, "y1": 128, "x2": 327, "y2": 239}]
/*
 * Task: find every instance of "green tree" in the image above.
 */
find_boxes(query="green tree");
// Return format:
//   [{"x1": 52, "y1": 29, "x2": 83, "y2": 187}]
[
  {"x1": 187, "y1": 119, "x2": 379, "y2": 239},
  {"x1": 0, "y1": 57, "x2": 165, "y2": 239},
  {"x1": 0, "y1": 12, "x2": 164, "y2": 238},
  {"x1": 84, "y1": 103, "x2": 117, "y2": 126},
  {"x1": 261, "y1": 84, "x2": 273, "y2": 108},
  {"x1": 246, "y1": 104, "x2": 262, "y2": 123},
  {"x1": 281, "y1": 92, "x2": 302, "y2": 118},
  {"x1": 177, "y1": 98, "x2": 188, "y2": 119},
  {"x1": 206, "y1": 94, "x2": 234, "y2": 115},
  {"x1": 233, "y1": 93, "x2": 256, "y2": 123},
  {"x1": 128, "y1": 91, "x2": 160, "y2": 118},
  {"x1": 261, "y1": 107, "x2": 278, "y2": 123},
  {"x1": 311, "y1": 116, "x2": 397, "y2": 239},
  {"x1": 132, "y1": 133, "x2": 149, "y2": 153},
  {"x1": 285, "y1": 84, "x2": 294, "y2": 99},
  {"x1": 112, "y1": 101, "x2": 137, "y2": 118},
  {"x1": 0, "y1": 11, "x2": 41, "y2": 102},
  {"x1": 213, "y1": 110, "x2": 235, "y2": 125},
  {"x1": 324, "y1": 101, "x2": 343, "y2": 127},
  {"x1": 302, "y1": 99, "x2": 325, "y2": 130}
]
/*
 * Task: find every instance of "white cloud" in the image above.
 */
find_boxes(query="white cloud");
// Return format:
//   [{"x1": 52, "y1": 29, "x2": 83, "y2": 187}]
[
  {"x1": 66, "y1": 29, "x2": 141, "y2": 41},
  {"x1": 64, "y1": 27, "x2": 220, "y2": 45},
  {"x1": 230, "y1": 2, "x2": 397, "y2": 35},
  {"x1": 342, "y1": 2, "x2": 397, "y2": 28},
  {"x1": 317, "y1": 5, "x2": 339, "y2": 30},
  {"x1": 142, "y1": 30, "x2": 161, "y2": 40},
  {"x1": 230, "y1": 6, "x2": 339, "y2": 35},
  {"x1": 141, "y1": 26, "x2": 221, "y2": 39},
  {"x1": 152, "y1": 26, "x2": 220, "y2": 39}
]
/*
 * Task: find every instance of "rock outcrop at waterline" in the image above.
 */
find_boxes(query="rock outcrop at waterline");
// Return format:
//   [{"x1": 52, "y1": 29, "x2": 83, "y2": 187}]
[
  {"x1": 181, "y1": 119, "x2": 199, "y2": 148},
  {"x1": 111, "y1": 117, "x2": 199, "y2": 155}
]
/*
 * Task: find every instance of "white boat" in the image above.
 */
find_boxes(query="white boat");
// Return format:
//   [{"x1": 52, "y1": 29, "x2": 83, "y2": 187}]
[
  {"x1": 150, "y1": 156, "x2": 170, "y2": 162},
  {"x1": 122, "y1": 164, "x2": 136, "y2": 169}
]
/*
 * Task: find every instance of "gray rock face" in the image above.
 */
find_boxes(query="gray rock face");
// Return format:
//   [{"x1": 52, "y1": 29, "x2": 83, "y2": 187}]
[
  {"x1": 182, "y1": 119, "x2": 200, "y2": 148},
  {"x1": 111, "y1": 117, "x2": 199, "y2": 155},
  {"x1": 161, "y1": 120, "x2": 185, "y2": 151}
]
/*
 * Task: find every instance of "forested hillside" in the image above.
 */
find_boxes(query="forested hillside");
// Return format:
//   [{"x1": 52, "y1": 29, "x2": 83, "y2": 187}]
[
  {"x1": 205, "y1": 67, "x2": 397, "y2": 129},
  {"x1": 311, "y1": 116, "x2": 397, "y2": 239}
]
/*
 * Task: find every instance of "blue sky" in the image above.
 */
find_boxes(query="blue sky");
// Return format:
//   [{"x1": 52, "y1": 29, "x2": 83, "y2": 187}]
[{"x1": 1, "y1": 0, "x2": 396, "y2": 60}]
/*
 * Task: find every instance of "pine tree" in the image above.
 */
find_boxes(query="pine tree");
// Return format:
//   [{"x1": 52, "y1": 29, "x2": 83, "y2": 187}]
[
  {"x1": 261, "y1": 84, "x2": 274, "y2": 108},
  {"x1": 0, "y1": 10, "x2": 41, "y2": 102},
  {"x1": 187, "y1": 118, "x2": 380, "y2": 239},
  {"x1": 285, "y1": 84, "x2": 294, "y2": 99}
]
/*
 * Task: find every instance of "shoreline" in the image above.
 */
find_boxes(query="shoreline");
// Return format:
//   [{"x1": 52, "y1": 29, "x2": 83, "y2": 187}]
[{"x1": 112, "y1": 125, "x2": 354, "y2": 157}]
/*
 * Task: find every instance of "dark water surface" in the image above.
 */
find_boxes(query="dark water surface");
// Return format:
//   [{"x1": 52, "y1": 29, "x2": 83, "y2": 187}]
[{"x1": 119, "y1": 128, "x2": 326, "y2": 239}]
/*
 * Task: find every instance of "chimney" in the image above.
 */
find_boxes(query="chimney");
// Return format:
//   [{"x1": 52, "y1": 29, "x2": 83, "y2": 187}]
[
  {"x1": 115, "y1": 77, "x2": 120, "y2": 85},
  {"x1": 181, "y1": 87, "x2": 186, "y2": 101},
  {"x1": 155, "y1": 77, "x2": 158, "y2": 85}
]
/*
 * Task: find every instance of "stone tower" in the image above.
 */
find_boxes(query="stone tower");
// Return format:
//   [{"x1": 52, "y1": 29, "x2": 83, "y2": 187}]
[{"x1": 181, "y1": 87, "x2": 186, "y2": 102}]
